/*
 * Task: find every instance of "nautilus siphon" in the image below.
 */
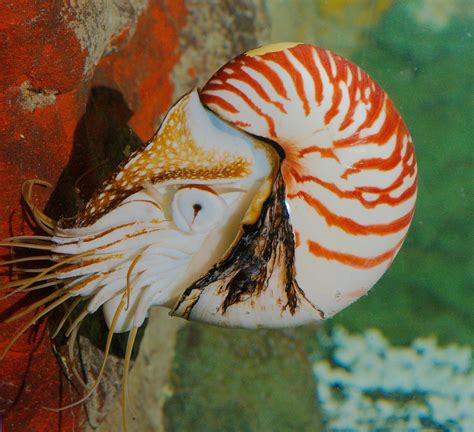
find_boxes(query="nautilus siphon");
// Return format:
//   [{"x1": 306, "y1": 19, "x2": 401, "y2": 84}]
[{"x1": 1, "y1": 42, "x2": 417, "y2": 369}]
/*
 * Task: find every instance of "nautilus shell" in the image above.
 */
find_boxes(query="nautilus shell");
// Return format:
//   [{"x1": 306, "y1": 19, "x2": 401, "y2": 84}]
[{"x1": 2, "y1": 43, "x2": 417, "y2": 340}]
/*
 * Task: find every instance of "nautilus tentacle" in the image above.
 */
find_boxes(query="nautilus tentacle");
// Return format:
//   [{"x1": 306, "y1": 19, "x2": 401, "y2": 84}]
[
  {"x1": 173, "y1": 42, "x2": 417, "y2": 326},
  {"x1": 1, "y1": 43, "x2": 417, "y2": 339}
]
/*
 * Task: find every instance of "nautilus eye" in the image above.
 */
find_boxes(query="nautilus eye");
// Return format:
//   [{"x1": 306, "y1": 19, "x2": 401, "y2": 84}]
[{"x1": 172, "y1": 186, "x2": 226, "y2": 233}]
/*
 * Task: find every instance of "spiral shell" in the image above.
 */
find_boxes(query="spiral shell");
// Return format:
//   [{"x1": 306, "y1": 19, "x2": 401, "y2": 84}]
[{"x1": 173, "y1": 42, "x2": 417, "y2": 326}]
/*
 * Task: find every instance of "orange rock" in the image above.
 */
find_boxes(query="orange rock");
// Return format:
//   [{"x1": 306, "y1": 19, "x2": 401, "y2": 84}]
[{"x1": 0, "y1": 1, "x2": 186, "y2": 430}]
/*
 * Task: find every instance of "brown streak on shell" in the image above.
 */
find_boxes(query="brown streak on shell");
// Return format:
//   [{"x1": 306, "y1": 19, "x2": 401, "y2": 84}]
[{"x1": 172, "y1": 172, "x2": 324, "y2": 319}]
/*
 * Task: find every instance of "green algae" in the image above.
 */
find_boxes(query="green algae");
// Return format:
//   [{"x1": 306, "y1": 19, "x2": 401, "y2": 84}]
[{"x1": 164, "y1": 324, "x2": 322, "y2": 432}]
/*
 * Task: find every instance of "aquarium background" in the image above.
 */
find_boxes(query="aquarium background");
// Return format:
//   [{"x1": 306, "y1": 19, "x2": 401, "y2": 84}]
[{"x1": 161, "y1": 1, "x2": 473, "y2": 431}]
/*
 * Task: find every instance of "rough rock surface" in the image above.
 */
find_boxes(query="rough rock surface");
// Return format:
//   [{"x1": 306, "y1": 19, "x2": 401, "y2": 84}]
[
  {"x1": 172, "y1": 0, "x2": 269, "y2": 96},
  {"x1": 0, "y1": 1, "x2": 183, "y2": 431}
]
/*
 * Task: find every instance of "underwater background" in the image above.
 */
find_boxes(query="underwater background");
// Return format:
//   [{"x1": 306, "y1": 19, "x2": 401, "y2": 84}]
[
  {"x1": 160, "y1": 1, "x2": 473, "y2": 431},
  {"x1": 1, "y1": 0, "x2": 471, "y2": 431}
]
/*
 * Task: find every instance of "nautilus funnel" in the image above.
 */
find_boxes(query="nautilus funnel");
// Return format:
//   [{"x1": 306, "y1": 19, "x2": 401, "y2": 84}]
[{"x1": 173, "y1": 42, "x2": 417, "y2": 326}]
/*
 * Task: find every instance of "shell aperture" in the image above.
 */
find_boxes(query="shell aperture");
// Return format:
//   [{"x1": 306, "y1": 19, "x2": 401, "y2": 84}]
[{"x1": 1, "y1": 43, "x2": 417, "y2": 336}]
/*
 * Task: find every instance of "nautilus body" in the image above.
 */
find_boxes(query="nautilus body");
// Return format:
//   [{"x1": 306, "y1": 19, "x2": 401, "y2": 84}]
[{"x1": 1, "y1": 43, "x2": 417, "y2": 356}]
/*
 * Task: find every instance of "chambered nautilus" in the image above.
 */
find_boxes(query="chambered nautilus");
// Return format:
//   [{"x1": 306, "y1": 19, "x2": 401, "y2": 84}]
[{"x1": 1, "y1": 42, "x2": 417, "y2": 419}]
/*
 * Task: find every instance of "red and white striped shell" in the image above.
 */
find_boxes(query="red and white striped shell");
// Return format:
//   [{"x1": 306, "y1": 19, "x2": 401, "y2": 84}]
[{"x1": 173, "y1": 42, "x2": 417, "y2": 326}]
